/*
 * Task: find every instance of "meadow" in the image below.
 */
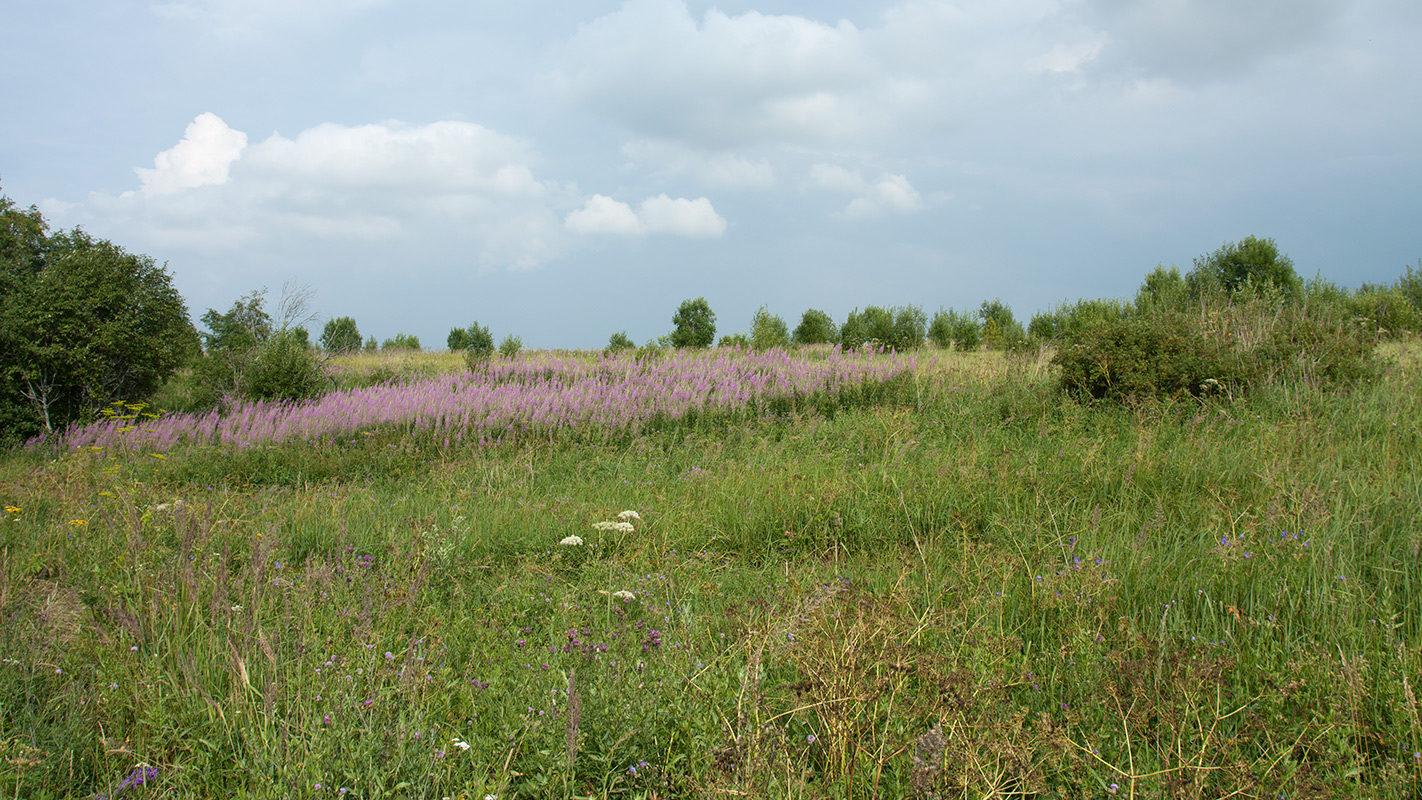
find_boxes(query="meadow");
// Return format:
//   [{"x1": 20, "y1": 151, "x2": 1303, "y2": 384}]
[{"x1": 1, "y1": 343, "x2": 1419, "y2": 799}]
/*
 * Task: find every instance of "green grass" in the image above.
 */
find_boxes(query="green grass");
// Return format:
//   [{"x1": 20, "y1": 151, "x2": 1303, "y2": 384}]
[{"x1": 2, "y1": 345, "x2": 1420, "y2": 798}]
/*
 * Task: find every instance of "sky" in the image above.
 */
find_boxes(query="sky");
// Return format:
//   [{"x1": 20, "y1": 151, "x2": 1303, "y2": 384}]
[{"x1": 3, "y1": 0, "x2": 1419, "y2": 349}]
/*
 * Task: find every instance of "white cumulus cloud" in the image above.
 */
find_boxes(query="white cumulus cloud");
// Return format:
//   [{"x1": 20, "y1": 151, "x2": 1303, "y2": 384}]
[
  {"x1": 564, "y1": 193, "x2": 727, "y2": 237},
  {"x1": 134, "y1": 112, "x2": 247, "y2": 196},
  {"x1": 809, "y1": 164, "x2": 924, "y2": 220}
]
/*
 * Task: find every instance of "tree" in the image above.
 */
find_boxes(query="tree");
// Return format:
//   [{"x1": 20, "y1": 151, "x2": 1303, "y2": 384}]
[
  {"x1": 201, "y1": 290, "x2": 271, "y2": 354},
  {"x1": 194, "y1": 287, "x2": 326, "y2": 406},
  {"x1": 979, "y1": 299, "x2": 1027, "y2": 350},
  {"x1": 382, "y1": 333, "x2": 422, "y2": 351},
  {"x1": 1187, "y1": 236, "x2": 1301, "y2": 300},
  {"x1": 670, "y1": 297, "x2": 716, "y2": 348},
  {"x1": 928, "y1": 307, "x2": 980, "y2": 350},
  {"x1": 320, "y1": 317, "x2": 363, "y2": 353},
  {"x1": 0, "y1": 220, "x2": 200, "y2": 441},
  {"x1": 498, "y1": 334, "x2": 522, "y2": 359},
  {"x1": 447, "y1": 326, "x2": 470, "y2": 352},
  {"x1": 749, "y1": 305, "x2": 790, "y2": 350},
  {"x1": 792, "y1": 308, "x2": 838, "y2": 345},
  {"x1": 839, "y1": 305, "x2": 923, "y2": 351},
  {"x1": 605, "y1": 331, "x2": 635, "y2": 354}
]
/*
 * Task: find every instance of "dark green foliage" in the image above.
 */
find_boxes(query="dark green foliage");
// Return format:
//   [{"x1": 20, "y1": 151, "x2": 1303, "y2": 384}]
[
  {"x1": 200, "y1": 290, "x2": 271, "y2": 354},
  {"x1": 382, "y1": 333, "x2": 422, "y2": 351},
  {"x1": 605, "y1": 331, "x2": 635, "y2": 354},
  {"x1": 464, "y1": 322, "x2": 493, "y2": 358},
  {"x1": 1187, "y1": 235, "x2": 1302, "y2": 300},
  {"x1": 244, "y1": 329, "x2": 328, "y2": 402},
  {"x1": 978, "y1": 299, "x2": 1027, "y2": 350},
  {"x1": 498, "y1": 334, "x2": 522, "y2": 359},
  {"x1": 363, "y1": 336, "x2": 378, "y2": 352},
  {"x1": 670, "y1": 297, "x2": 716, "y2": 348},
  {"x1": 447, "y1": 327, "x2": 470, "y2": 351},
  {"x1": 321, "y1": 317, "x2": 363, "y2": 353},
  {"x1": 717, "y1": 332, "x2": 750, "y2": 348},
  {"x1": 749, "y1": 305, "x2": 790, "y2": 350},
  {"x1": 840, "y1": 305, "x2": 924, "y2": 351},
  {"x1": 1053, "y1": 314, "x2": 1234, "y2": 403},
  {"x1": 1028, "y1": 298, "x2": 1131, "y2": 342},
  {"x1": 194, "y1": 290, "x2": 327, "y2": 407},
  {"x1": 1348, "y1": 283, "x2": 1420, "y2": 340},
  {"x1": 0, "y1": 204, "x2": 200, "y2": 443},
  {"x1": 1134, "y1": 265, "x2": 1190, "y2": 313},
  {"x1": 791, "y1": 308, "x2": 838, "y2": 345},
  {"x1": 927, "y1": 307, "x2": 980, "y2": 350}
]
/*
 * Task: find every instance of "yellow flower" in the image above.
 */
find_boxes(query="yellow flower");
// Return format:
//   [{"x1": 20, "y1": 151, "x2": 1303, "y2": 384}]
[
  {"x1": 68, "y1": 519, "x2": 87, "y2": 527},
  {"x1": 3, "y1": 506, "x2": 19, "y2": 515}
]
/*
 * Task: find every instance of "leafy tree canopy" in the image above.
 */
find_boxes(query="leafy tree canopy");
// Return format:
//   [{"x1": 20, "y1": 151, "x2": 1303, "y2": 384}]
[
  {"x1": 0, "y1": 194, "x2": 200, "y2": 442},
  {"x1": 792, "y1": 308, "x2": 838, "y2": 345},
  {"x1": 321, "y1": 316, "x2": 363, "y2": 354},
  {"x1": 1188, "y1": 236, "x2": 1301, "y2": 300},
  {"x1": 670, "y1": 297, "x2": 716, "y2": 348}
]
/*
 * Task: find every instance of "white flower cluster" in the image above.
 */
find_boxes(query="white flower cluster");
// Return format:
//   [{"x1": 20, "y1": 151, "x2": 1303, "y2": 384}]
[
  {"x1": 612, "y1": 590, "x2": 635, "y2": 602},
  {"x1": 559, "y1": 535, "x2": 584, "y2": 546},
  {"x1": 617, "y1": 510, "x2": 642, "y2": 521},
  {"x1": 592, "y1": 521, "x2": 635, "y2": 533}
]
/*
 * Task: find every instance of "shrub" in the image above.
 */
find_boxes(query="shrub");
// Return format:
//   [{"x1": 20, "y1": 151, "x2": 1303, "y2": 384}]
[
  {"x1": 717, "y1": 332, "x2": 750, "y2": 348},
  {"x1": 464, "y1": 322, "x2": 494, "y2": 358},
  {"x1": 381, "y1": 333, "x2": 421, "y2": 351},
  {"x1": 841, "y1": 306, "x2": 924, "y2": 351},
  {"x1": 1186, "y1": 235, "x2": 1302, "y2": 301},
  {"x1": 321, "y1": 317, "x2": 362, "y2": 353},
  {"x1": 244, "y1": 329, "x2": 328, "y2": 402},
  {"x1": 363, "y1": 336, "x2": 378, "y2": 353},
  {"x1": 792, "y1": 308, "x2": 838, "y2": 345},
  {"x1": 498, "y1": 334, "x2": 522, "y2": 359},
  {"x1": 1028, "y1": 299, "x2": 1131, "y2": 342},
  {"x1": 979, "y1": 299, "x2": 1027, "y2": 350},
  {"x1": 1134, "y1": 265, "x2": 1190, "y2": 314},
  {"x1": 1348, "y1": 284, "x2": 1420, "y2": 341},
  {"x1": 605, "y1": 331, "x2": 635, "y2": 354},
  {"x1": 927, "y1": 307, "x2": 980, "y2": 350},
  {"x1": 1053, "y1": 314, "x2": 1234, "y2": 403},
  {"x1": 749, "y1": 305, "x2": 790, "y2": 350},
  {"x1": 670, "y1": 297, "x2": 716, "y2": 348},
  {"x1": 447, "y1": 327, "x2": 470, "y2": 352}
]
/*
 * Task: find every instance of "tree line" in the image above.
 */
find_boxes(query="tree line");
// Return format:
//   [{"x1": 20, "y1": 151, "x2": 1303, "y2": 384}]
[{"x1": 4, "y1": 184, "x2": 1421, "y2": 446}]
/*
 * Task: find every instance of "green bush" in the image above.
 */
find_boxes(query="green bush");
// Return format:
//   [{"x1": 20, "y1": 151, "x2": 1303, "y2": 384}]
[
  {"x1": 320, "y1": 317, "x2": 362, "y2": 353},
  {"x1": 670, "y1": 297, "x2": 716, "y2": 348},
  {"x1": 717, "y1": 332, "x2": 750, "y2": 348},
  {"x1": 1028, "y1": 298, "x2": 1131, "y2": 342},
  {"x1": 245, "y1": 329, "x2": 328, "y2": 402},
  {"x1": 447, "y1": 327, "x2": 470, "y2": 351},
  {"x1": 498, "y1": 334, "x2": 522, "y2": 359},
  {"x1": 604, "y1": 331, "x2": 635, "y2": 355},
  {"x1": 1053, "y1": 314, "x2": 1234, "y2": 404},
  {"x1": 927, "y1": 307, "x2": 980, "y2": 350},
  {"x1": 791, "y1": 308, "x2": 838, "y2": 345},
  {"x1": 363, "y1": 336, "x2": 378, "y2": 353},
  {"x1": 749, "y1": 305, "x2": 790, "y2": 350},
  {"x1": 979, "y1": 299, "x2": 1027, "y2": 350},
  {"x1": 381, "y1": 333, "x2": 421, "y2": 351},
  {"x1": 841, "y1": 305, "x2": 924, "y2": 351},
  {"x1": 1186, "y1": 235, "x2": 1302, "y2": 302}
]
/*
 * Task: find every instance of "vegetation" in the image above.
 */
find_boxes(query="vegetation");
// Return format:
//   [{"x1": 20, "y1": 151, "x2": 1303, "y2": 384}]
[
  {"x1": 604, "y1": 331, "x2": 635, "y2": 355},
  {"x1": 320, "y1": 317, "x2": 363, "y2": 354},
  {"x1": 3, "y1": 214, "x2": 1422, "y2": 797},
  {"x1": 0, "y1": 197, "x2": 199, "y2": 445},
  {"x1": 193, "y1": 288, "x2": 327, "y2": 407},
  {"x1": 791, "y1": 308, "x2": 838, "y2": 346},
  {"x1": 669, "y1": 297, "x2": 716, "y2": 349},
  {"x1": 382, "y1": 333, "x2": 422, "y2": 352},
  {"x1": 749, "y1": 306, "x2": 791, "y2": 350}
]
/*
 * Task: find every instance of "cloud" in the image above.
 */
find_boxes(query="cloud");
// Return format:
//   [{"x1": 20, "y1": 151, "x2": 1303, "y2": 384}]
[
  {"x1": 550, "y1": 0, "x2": 905, "y2": 148},
  {"x1": 1077, "y1": 0, "x2": 1351, "y2": 82},
  {"x1": 620, "y1": 140, "x2": 776, "y2": 189},
  {"x1": 564, "y1": 193, "x2": 727, "y2": 237},
  {"x1": 809, "y1": 164, "x2": 924, "y2": 220},
  {"x1": 151, "y1": 0, "x2": 392, "y2": 37},
  {"x1": 134, "y1": 112, "x2": 247, "y2": 196},
  {"x1": 55, "y1": 113, "x2": 567, "y2": 271}
]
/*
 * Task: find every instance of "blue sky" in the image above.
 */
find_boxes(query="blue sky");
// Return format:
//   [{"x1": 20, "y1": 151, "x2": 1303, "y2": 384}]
[{"x1": 4, "y1": 0, "x2": 1419, "y2": 348}]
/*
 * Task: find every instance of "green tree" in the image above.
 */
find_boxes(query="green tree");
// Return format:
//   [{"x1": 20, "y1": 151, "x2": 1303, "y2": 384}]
[
  {"x1": 605, "y1": 331, "x2": 636, "y2": 354},
  {"x1": 0, "y1": 220, "x2": 200, "y2": 441},
  {"x1": 464, "y1": 322, "x2": 494, "y2": 359},
  {"x1": 498, "y1": 334, "x2": 522, "y2": 359},
  {"x1": 1135, "y1": 265, "x2": 1189, "y2": 313},
  {"x1": 670, "y1": 297, "x2": 716, "y2": 348},
  {"x1": 749, "y1": 305, "x2": 790, "y2": 350},
  {"x1": 1187, "y1": 236, "x2": 1301, "y2": 300},
  {"x1": 928, "y1": 307, "x2": 980, "y2": 350},
  {"x1": 201, "y1": 290, "x2": 271, "y2": 354},
  {"x1": 321, "y1": 317, "x2": 363, "y2": 353},
  {"x1": 381, "y1": 333, "x2": 422, "y2": 351},
  {"x1": 792, "y1": 308, "x2": 838, "y2": 345},
  {"x1": 979, "y1": 299, "x2": 1027, "y2": 350},
  {"x1": 447, "y1": 326, "x2": 470, "y2": 352}
]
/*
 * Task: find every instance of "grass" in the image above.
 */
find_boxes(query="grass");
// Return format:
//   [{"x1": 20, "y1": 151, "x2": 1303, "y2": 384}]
[{"x1": 2, "y1": 344, "x2": 1420, "y2": 798}]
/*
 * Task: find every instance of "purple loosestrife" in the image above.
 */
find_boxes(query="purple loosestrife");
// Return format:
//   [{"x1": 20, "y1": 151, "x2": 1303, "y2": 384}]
[{"x1": 56, "y1": 348, "x2": 916, "y2": 453}]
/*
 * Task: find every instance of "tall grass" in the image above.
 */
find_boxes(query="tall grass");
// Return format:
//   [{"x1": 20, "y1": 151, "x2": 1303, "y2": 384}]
[{"x1": 1, "y1": 344, "x2": 1419, "y2": 798}]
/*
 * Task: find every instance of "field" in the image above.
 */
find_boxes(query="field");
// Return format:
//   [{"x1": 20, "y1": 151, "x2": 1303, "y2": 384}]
[{"x1": 2, "y1": 344, "x2": 1420, "y2": 799}]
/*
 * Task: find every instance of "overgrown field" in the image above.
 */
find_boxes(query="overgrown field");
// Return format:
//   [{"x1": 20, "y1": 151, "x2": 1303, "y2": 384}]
[{"x1": 2, "y1": 345, "x2": 1419, "y2": 798}]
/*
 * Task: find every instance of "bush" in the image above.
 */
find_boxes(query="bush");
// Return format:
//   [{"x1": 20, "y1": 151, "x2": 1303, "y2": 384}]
[
  {"x1": 928, "y1": 307, "x2": 980, "y2": 350},
  {"x1": 1187, "y1": 235, "x2": 1302, "y2": 301},
  {"x1": 1028, "y1": 299, "x2": 1131, "y2": 343},
  {"x1": 363, "y1": 336, "x2": 378, "y2": 353},
  {"x1": 498, "y1": 334, "x2": 522, "y2": 359},
  {"x1": 605, "y1": 331, "x2": 635, "y2": 355},
  {"x1": 381, "y1": 333, "x2": 421, "y2": 351},
  {"x1": 1053, "y1": 314, "x2": 1234, "y2": 404},
  {"x1": 749, "y1": 305, "x2": 790, "y2": 350},
  {"x1": 1134, "y1": 265, "x2": 1190, "y2": 314},
  {"x1": 979, "y1": 299, "x2": 1027, "y2": 350},
  {"x1": 244, "y1": 329, "x2": 328, "y2": 402},
  {"x1": 717, "y1": 332, "x2": 750, "y2": 348},
  {"x1": 840, "y1": 305, "x2": 923, "y2": 351},
  {"x1": 670, "y1": 297, "x2": 716, "y2": 348},
  {"x1": 321, "y1": 317, "x2": 362, "y2": 353},
  {"x1": 464, "y1": 322, "x2": 494, "y2": 359},
  {"x1": 447, "y1": 327, "x2": 470, "y2": 351},
  {"x1": 792, "y1": 309, "x2": 838, "y2": 345}
]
